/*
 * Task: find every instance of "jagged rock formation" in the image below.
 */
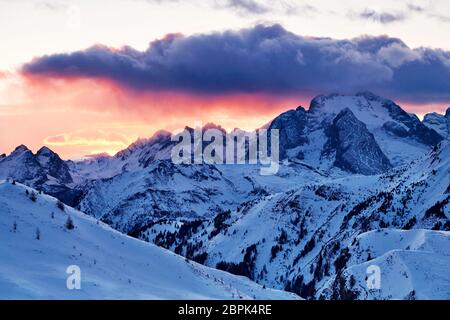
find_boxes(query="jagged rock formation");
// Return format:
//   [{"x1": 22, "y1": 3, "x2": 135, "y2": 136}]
[{"x1": 324, "y1": 108, "x2": 392, "y2": 175}]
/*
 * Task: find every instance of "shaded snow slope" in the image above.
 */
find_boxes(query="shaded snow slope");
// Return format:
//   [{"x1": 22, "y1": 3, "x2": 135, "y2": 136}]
[
  {"x1": 319, "y1": 229, "x2": 450, "y2": 300},
  {"x1": 0, "y1": 181, "x2": 298, "y2": 300},
  {"x1": 423, "y1": 108, "x2": 450, "y2": 139},
  {"x1": 143, "y1": 141, "x2": 449, "y2": 299}
]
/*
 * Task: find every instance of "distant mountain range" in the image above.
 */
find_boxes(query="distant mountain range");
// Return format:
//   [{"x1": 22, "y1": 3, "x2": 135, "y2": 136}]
[{"x1": 1, "y1": 92, "x2": 449, "y2": 299}]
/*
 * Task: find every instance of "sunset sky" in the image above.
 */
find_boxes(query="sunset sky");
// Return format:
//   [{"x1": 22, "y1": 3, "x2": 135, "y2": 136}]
[{"x1": 1, "y1": 0, "x2": 450, "y2": 158}]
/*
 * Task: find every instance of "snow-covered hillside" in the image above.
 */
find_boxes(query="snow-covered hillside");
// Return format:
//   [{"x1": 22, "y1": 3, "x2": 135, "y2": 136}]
[
  {"x1": 77, "y1": 159, "x2": 327, "y2": 236},
  {"x1": 143, "y1": 141, "x2": 450, "y2": 299},
  {"x1": 0, "y1": 180, "x2": 298, "y2": 299},
  {"x1": 319, "y1": 229, "x2": 450, "y2": 300}
]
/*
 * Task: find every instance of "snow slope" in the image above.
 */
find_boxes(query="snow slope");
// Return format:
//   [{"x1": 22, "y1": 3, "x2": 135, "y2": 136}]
[
  {"x1": 1, "y1": 92, "x2": 448, "y2": 300},
  {"x1": 319, "y1": 229, "x2": 450, "y2": 300},
  {"x1": 0, "y1": 181, "x2": 298, "y2": 300},
  {"x1": 144, "y1": 141, "x2": 449, "y2": 299},
  {"x1": 77, "y1": 159, "x2": 326, "y2": 236},
  {"x1": 423, "y1": 108, "x2": 450, "y2": 139}
]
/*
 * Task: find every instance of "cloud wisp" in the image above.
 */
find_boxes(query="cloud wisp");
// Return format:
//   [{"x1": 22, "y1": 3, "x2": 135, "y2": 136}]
[
  {"x1": 215, "y1": 0, "x2": 270, "y2": 15},
  {"x1": 354, "y1": 9, "x2": 406, "y2": 24},
  {"x1": 351, "y1": 2, "x2": 450, "y2": 25}
]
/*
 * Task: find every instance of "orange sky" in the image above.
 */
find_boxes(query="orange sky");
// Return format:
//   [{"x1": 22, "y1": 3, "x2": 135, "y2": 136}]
[
  {"x1": 1, "y1": 73, "x2": 449, "y2": 159},
  {"x1": 1, "y1": 1, "x2": 450, "y2": 159},
  {"x1": 0, "y1": 75, "x2": 307, "y2": 159},
  {"x1": 1, "y1": 73, "x2": 448, "y2": 159}
]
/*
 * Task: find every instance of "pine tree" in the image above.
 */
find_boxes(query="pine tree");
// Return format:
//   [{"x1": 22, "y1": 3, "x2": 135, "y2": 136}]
[
  {"x1": 57, "y1": 200, "x2": 65, "y2": 211},
  {"x1": 30, "y1": 191, "x2": 37, "y2": 202},
  {"x1": 35, "y1": 228, "x2": 40, "y2": 240},
  {"x1": 65, "y1": 216, "x2": 75, "y2": 230}
]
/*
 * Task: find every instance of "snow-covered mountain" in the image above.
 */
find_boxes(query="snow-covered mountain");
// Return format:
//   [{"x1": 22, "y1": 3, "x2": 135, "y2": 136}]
[
  {"x1": 68, "y1": 130, "x2": 175, "y2": 183},
  {"x1": 1, "y1": 92, "x2": 449, "y2": 300},
  {"x1": 0, "y1": 145, "x2": 80, "y2": 205},
  {"x1": 423, "y1": 107, "x2": 450, "y2": 139},
  {"x1": 319, "y1": 229, "x2": 450, "y2": 300},
  {"x1": 269, "y1": 92, "x2": 443, "y2": 171},
  {"x1": 142, "y1": 140, "x2": 450, "y2": 299},
  {"x1": 0, "y1": 180, "x2": 298, "y2": 299}
]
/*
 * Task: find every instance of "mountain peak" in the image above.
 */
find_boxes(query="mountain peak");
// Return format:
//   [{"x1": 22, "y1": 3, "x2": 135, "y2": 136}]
[
  {"x1": 203, "y1": 123, "x2": 226, "y2": 133},
  {"x1": 36, "y1": 146, "x2": 55, "y2": 156},
  {"x1": 150, "y1": 129, "x2": 172, "y2": 139},
  {"x1": 445, "y1": 107, "x2": 450, "y2": 118},
  {"x1": 124, "y1": 130, "x2": 172, "y2": 153},
  {"x1": 83, "y1": 152, "x2": 112, "y2": 160},
  {"x1": 13, "y1": 144, "x2": 31, "y2": 153},
  {"x1": 309, "y1": 92, "x2": 386, "y2": 115},
  {"x1": 355, "y1": 91, "x2": 384, "y2": 101}
]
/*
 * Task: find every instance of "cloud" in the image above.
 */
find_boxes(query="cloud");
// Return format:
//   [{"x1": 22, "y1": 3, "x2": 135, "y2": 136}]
[
  {"x1": 0, "y1": 70, "x2": 11, "y2": 79},
  {"x1": 35, "y1": 1, "x2": 65, "y2": 11},
  {"x1": 144, "y1": 0, "x2": 316, "y2": 16},
  {"x1": 142, "y1": 0, "x2": 270, "y2": 15},
  {"x1": 429, "y1": 13, "x2": 450, "y2": 23},
  {"x1": 215, "y1": 0, "x2": 270, "y2": 15},
  {"x1": 349, "y1": 3, "x2": 450, "y2": 25},
  {"x1": 22, "y1": 24, "x2": 450, "y2": 104},
  {"x1": 406, "y1": 2, "x2": 450, "y2": 23},
  {"x1": 45, "y1": 129, "x2": 130, "y2": 147},
  {"x1": 377, "y1": 43, "x2": 422, "y2": 68},
  {"x1": 352, "y1": 8, "x2": 406, "y2": 24},
  {"x1": 407, "y1": 3, "x2": 425, "y2": 13}
]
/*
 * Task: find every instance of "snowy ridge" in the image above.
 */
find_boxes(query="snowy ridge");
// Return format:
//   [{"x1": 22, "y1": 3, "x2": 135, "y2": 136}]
[
  {"x1": 423, "y1": 107, "x2": 450, "y2": 139},
  {"x1": 143, "y1": 141, "x2": 449, "y2": 299},
  {"x1": 0, "y1": 181, "x2": 298, "y2": 299},
  {"x1": 319, "y1": 229, "x2": 450, "y2": 300}
]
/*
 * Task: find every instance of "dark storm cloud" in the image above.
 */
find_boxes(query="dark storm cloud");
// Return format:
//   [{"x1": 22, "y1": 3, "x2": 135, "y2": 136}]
[{"x1": 22, "y1": 24, "x2": 450, "y2": 103}]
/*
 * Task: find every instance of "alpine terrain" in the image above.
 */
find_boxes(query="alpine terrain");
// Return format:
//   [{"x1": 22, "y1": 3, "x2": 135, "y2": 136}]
[{"x1": 1, "y1": 92, "x2": 449, "y2": 300}]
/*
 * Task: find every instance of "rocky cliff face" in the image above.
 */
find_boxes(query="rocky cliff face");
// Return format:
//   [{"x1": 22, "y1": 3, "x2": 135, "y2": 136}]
[
  {"x1": 268, "y1": 106, "x2": 308, "y2": 159},
  {"x1": 324, "y1": 108, "x2": 392, "y2": 175}
]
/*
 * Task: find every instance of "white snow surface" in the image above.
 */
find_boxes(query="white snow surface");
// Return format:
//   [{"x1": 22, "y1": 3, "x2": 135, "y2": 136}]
[
  {"x1": 319, "y1": 229, "x2": 450, "y2": 300},
  {"x1": 0, "y1": 181, "x2": 298, "y2": 300}
]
